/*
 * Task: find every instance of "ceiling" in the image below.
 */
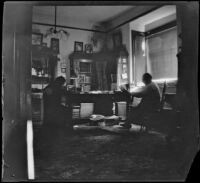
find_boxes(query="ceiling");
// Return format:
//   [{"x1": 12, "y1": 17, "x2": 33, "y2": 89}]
[
  {"x1": 33, "y1": 6, "x2": 135, "y2": 25},
  {"x1": 130, "y1": 5, "x2": 176, "y2": 32}
]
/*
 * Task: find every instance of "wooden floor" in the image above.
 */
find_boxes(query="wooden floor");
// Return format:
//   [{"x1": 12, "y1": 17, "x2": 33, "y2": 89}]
[{"x1": 33, "y1": 125, "x2": 187, "y2": 181}]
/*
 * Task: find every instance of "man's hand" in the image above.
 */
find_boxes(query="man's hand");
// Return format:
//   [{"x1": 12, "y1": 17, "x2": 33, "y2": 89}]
[
  {"x1": 120, "y1": 85, "x2": 130, "y2": 96},
  {"x1": 119, "y1": 85, "x2": 126, "y2": 92}
]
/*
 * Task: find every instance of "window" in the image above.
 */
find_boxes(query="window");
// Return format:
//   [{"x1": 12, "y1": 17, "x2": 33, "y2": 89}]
[{"x1": 146, "y1": 27, "x2": 178, "y2": 80}]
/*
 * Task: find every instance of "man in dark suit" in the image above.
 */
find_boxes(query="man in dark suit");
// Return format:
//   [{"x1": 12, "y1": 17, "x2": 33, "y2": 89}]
[
  {"x1": 120, "y1": 73, "x2": 161, "y2": 129},
  {"x1": 43, "y1": 76, "x2": 71, "y2": 128}
]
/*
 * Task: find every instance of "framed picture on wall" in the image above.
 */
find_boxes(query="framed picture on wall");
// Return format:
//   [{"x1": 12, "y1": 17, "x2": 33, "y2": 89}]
[
  {"x1": 85, "y1": 44, "x2": 93, "y2": 53},
  {"x1": 61, "y1": 68, "x2": 66, "y2": 73},
  {"x1": 61, "y1": 63, "x2": 67, "y2": 68},
  {"x1": 112, "y1": 31, "x2": 122, "y2": 48},
  {"x1": 32, "y1": 33, "x2": 43, "y2": 45},
  {"x1": 61, "y1": 62, "x2": 67, "y2": 73},
  {"x1": 51, "y1": 38, "x2": 60, "y2": 54},
  {"x1": 74, "y1": 41, "x2": 83, "y2": 52},
  {"x1": 78, "y1": 74, "x2": 85, "y2": 83}
]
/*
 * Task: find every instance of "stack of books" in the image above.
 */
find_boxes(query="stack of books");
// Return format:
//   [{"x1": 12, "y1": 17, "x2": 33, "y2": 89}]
[{"x1": 72, "y1": 105, "x2": 81, "y2": 119}]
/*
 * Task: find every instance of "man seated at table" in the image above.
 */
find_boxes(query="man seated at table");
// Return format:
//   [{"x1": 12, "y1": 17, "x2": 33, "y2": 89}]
[
  {"x1": 120, "y1": 73, "x2": 161, "y2": 129},
  {"x1": 43, "y1": 76, "x2": 72, "y2": 128}
]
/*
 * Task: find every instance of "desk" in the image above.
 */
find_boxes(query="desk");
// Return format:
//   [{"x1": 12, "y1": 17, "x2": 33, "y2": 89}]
[{"x1": 64, "y1": 92, "x2": 131, "y2": 116}]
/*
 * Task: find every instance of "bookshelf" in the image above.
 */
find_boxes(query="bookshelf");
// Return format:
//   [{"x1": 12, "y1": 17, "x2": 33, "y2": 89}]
[{"x1": 31, "y1": 45, "x2": 56, "y2": 125}]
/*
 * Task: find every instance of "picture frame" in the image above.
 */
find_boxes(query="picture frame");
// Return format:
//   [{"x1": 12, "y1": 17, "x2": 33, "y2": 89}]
[
  {"x1": 32, "y1": 33, "x2": 43, "y2": 45},
  {"x1": 61, "y1": 63, "x2": 67, "y2": 68},
  {"x1": 85, "y1": 44, "x2": 93, "y2": 53},
  {"x1": 61, "y1": 62, "x2": 66, "y2": 73},
  {"x1": 61, "y1": 68, "x2": 66, "y2": 73},
  {"x1": 78, "y1": 74, "x2": 85, "y2": 83},
  {"x1": 74, "y1": 41, "x2": 83, "y2": 52},
  {"x1": 51, "y1": 38, "x2": 60, "y2": 54},
  {"x1": 112, "y1": 31, "x2": 122, "y2": 48}
]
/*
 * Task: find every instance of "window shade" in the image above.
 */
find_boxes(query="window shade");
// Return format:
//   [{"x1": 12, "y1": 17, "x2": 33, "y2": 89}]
[{"x1": 146, "y1": 27, "x2": 178, "y2": 80}]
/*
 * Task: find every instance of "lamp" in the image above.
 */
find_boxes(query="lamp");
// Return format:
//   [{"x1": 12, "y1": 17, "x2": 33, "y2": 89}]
[{"x1": 44, "y1": 6, "x2": 69, "y2": 39}]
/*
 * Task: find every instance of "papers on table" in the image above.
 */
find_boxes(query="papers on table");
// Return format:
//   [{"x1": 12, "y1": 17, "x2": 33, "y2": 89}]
[
  {"x1": 89, "y1": 115, "x2": 120, "y2": 121},
  {"x1": 88, "y1": 91, "x2": 114, "y2": 94},
  {"x1": 104, "y1": 115, "x2": 120, "y2": 120},
  {"x1": 90, "y1": 114, "x2": 105, "y2": 121}
]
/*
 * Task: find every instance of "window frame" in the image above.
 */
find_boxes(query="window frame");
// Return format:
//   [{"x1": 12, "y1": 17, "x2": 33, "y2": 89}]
[{"x1": 131, "y1": 20, "x2": 178, "y2": 85}]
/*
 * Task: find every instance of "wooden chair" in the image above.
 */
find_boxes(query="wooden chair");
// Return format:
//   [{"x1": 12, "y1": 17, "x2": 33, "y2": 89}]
[
  {"x1": 159, "y1": 81, "x2": 167, "y2": 112},
  {"x1": 141, "y1": 81, "x2": 167, "y2": 131}
]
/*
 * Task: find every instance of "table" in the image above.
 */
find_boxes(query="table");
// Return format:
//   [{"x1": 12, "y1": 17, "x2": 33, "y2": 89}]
[{"x1": 63, "y1": 92, "x2": 131, "y2": 116}]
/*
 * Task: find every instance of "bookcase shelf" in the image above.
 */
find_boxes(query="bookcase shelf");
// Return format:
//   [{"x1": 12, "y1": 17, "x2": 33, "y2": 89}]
[{"x1": 31, "y1": 44, "x2": 57, "y2": 125}]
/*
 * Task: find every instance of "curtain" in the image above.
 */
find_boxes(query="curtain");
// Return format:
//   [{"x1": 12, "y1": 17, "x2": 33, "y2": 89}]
[
  {"x1": 131, "y1": 31, "x2": 146, "y2": 85},
  {"x1": 146, "y1": 27, "x2": 178, "y2": 80},
  {"x1": 95, "y1": 61, "x2": 108, "y2": 90},
  {"x1": 134, "y1": 36, "x2": 146, "y2": 84}
]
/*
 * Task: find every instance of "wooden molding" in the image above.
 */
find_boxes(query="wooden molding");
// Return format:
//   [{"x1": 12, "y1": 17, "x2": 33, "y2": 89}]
[
  {"x1": 32, "y1": 22, "x2": 106, "y2": 33},
  {"x1": 145, "y1": 20, "x2": 177, "y2": 37}
]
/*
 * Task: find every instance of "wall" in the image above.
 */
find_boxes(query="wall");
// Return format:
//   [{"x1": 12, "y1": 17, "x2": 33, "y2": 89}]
[
  {"x1": 105, "y1": 5, "x2": 158, "y2": 31},
  {"x1": 32, "y1": 17, "x2": 101, "y2": 83},
  {"x1": 175, "y1": 2, "x2": 199, "y2": 176},
  {"x1": 130, "y1": 20, "x2": 145, "y2": 32},
  {"x1": 2, "y1": 3, "x2": 32, "y2": 180},
  {"x1": 145, "y1": 13, "x2": 176, "y2": 31},
  {"x1": 3, "y1": 3, "x2": 32, "y2": 146}
]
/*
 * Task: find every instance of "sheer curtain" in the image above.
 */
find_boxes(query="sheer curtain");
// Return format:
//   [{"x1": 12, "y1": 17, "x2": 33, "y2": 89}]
[
  {"x1": 132, "y1": 31, "x2": 146, "y2": 86},
  {"x1": 146, "y1": 27, "x2": 178, "y2": 80},
  {"x1": 134, "y1": 36, "x2": 146, "y2": 85}
]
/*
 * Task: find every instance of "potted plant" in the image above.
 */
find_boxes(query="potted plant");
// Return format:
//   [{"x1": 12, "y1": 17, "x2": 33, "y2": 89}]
[{"x1": 90, "y1": 24, "x2": 108, "y2": 51}]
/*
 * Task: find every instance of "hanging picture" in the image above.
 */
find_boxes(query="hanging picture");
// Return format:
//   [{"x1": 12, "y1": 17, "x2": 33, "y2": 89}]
[
  {"x1": 78, "y1": 74, "x2": 85, "y2": 83},
  {"x1": 51, "y1": 38, "x2": 60, "y2": 54},
  {"x1": 74, "y1": 41, "x2": 83, "y2": 52},
  {"x1": 61, "y1": 63, "x2": 67, "y2": 68},
  {"x1": 112, "y1": 31, "x2": 122, "y2": 48},
  {"x1": 32, "y1": 33, "x2": 43, "y2": 45},
  {"x1": 61, "y1": 68, "x2": 66, "y2": 73},
  {"x1": 85, "y1": 44, "x2": 93, "y2": 53},
  {"x1": 60, "y1": 62, "x2": 67, "y2": 73}
]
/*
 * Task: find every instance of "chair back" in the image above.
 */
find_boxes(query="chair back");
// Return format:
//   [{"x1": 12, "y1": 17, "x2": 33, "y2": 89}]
[{"x1": 160, "y1": 81, "x2": 167, "y2": 111}]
